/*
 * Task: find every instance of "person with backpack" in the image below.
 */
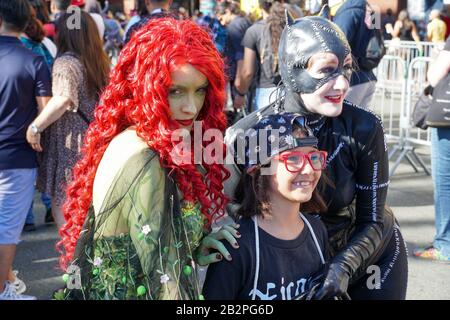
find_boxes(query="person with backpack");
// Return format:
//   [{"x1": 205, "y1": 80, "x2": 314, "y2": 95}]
[
  {"x1": 103, "y1": 10, "x2": 124, "y2": 65},
  {"x1": 333, "y1": 0, "x2": 385, "y2": 108},
  {"x1": 235, "y1": 0, "x2": 285, "y2": 111}
]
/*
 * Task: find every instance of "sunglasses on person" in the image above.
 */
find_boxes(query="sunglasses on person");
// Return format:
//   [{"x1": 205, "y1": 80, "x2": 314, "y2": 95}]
[{"x1": 275, "y1": 150, "x2": 328, "y2": 173}]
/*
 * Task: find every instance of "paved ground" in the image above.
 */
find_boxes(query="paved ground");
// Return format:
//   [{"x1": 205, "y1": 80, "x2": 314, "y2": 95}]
[{"x1": 13, "y1": 143, "x2": 450, "y2": 300}]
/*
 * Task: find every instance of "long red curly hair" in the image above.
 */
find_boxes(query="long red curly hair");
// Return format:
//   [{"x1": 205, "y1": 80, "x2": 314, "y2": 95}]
[{"x1": 58, "y1": 18, "x2": 230, "y2": 270}]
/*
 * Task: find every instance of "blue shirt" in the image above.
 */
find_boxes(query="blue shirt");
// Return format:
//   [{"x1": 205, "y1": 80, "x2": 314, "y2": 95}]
[
  {"x1": 20, "y1": 37, "x2": 54, "y2": 70},
  {"x1": 0, "y1": 36, "x2": 52, "y2": 169}
]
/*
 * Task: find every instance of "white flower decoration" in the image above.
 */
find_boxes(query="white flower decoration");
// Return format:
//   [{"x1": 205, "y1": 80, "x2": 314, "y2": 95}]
[
  {"x1": 93, "y1": 257, "x2": 103, "y2": 267},
  {"x1": 141, "y1": 225, "x2": 151, "y2": 235},
  {"x1": 278, "y1": 117, "x2": 286, "y2": 124},
  {"x1": 284, "y1": 135, "x2": 294, "y2": 145},
  {"x1": 160, "y1": 274, "x2": 170, "y2": 284},
  {"x1": 279, "y1": 126, "x2": 286, "y2": 133}
]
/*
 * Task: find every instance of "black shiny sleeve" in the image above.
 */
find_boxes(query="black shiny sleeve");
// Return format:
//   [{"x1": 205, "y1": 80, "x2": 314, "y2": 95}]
[{"x1": 332, "y1": 109, "x2": 389, "y2": 276}]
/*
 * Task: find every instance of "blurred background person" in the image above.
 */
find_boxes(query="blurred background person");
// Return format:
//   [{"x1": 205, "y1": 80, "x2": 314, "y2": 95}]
[
  {"x1": 76, "y1": 0, "x2": 106, "y2": 40},
  {"x1": 123, "y1": 0, "x2": 147, "y2": 39},
  {"x1": 26, "y1": 11, "x2": 110, "y2": 230},
  {"x1": 382, "y1": 8, "x2": 395, "y2": 40},
  {"x1": 20, "y1": 0, "x2": 56, "y2": 231},
  {"x1": 124, "y1": 0, "x2": 175, "y2": 44},
  {"x1": 414, "y1": 36, "x2": 450, "y2": 262},
  {"x1": 103, "y1": 9, "x2": 124, "y2": 65},
  {"x1": 333, "y1": 0, "x2": 381, "y2": 108},
  {"x1": 427, "y1": 9, "x2": 447, "y2": 43},
  {"x1": 235, "y1": 0, "x2": 285, "y2": 111},
  {"x1": 0, "y1": 0, "x2": 51, "y2": 300},
  {"x1": 216, "y1": 0, "x2": 251, "y2": 122},
  {"x1": 391, "y1": 9, "x2": 421, "y2": 43}
]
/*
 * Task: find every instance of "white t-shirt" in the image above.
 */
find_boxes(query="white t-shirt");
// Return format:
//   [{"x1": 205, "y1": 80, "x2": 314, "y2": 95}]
[
  {"x1": 42, "y1": 37, "x2": 57, "y2": 58},
  {"x1": 90, "y1": 13, "x2": 105, "y2": 39}
]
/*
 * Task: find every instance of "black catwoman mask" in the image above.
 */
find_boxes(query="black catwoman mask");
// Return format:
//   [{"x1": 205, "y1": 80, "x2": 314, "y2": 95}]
[{"x1": 278, "y1": 14, "x2": 352, "y2": 95}]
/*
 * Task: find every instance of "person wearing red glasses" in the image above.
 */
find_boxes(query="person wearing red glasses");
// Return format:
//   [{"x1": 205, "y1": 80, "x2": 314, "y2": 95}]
[
  {"x1": 224, "y1": 13, "x2": 408, "y2": 300},
  {"x1": 203, "y1": 113, "x2": 331, "y2": 300}
]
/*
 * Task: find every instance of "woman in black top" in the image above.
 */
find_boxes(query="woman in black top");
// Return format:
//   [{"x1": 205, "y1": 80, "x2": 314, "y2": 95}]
[
  {"x1": 204, "y1": 113, "x2": 330, "y2": 300},
  {"x1": 225, "y1": 15, "x2": 408, "y2": 300}
]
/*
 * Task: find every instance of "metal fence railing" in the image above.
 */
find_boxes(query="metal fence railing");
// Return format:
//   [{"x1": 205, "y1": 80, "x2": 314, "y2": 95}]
[{"x1": 371, "y1": 41, "x2": 445, "y2": 177}]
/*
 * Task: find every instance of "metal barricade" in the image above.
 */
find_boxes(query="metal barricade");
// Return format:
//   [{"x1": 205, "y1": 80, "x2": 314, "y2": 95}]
[
  {"x1": 383, "y1": 56, "x2": 433, "y2": 177},
  {"x1": 384, "y1": 40, "x2": 442, "y2": 68},
  {"x1": 373, "y1": 55, "x2": 407, "y2": 144}
]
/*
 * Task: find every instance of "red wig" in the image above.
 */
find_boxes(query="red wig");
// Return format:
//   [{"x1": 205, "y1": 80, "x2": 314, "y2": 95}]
[{"x1": 58, "y1": 18, "x2": 230, "y2": 270}]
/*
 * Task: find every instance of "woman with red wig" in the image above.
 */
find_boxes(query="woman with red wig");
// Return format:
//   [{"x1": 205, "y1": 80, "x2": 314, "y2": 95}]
[{"x1": 56, "y1": 18, "x2": 235, "y2": 300}]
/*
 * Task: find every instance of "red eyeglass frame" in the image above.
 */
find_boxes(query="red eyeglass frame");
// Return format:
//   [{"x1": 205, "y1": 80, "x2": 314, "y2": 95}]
[{"x1": 274, "y1": 150, "x2": 328, "y2": 173}]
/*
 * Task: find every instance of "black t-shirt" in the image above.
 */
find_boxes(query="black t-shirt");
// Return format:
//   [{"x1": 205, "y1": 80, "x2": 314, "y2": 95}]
[
  {"x1": 241, "y1": 20, "x2": 277, "y2": 88},
  {"x1": 0, "y1": 36, "x2": 52, "y2": 170},
  {"x1": 203, "y1": 213, "x2": 329, "y2": 300},
  {"x1": 225, "y1": 16, "x2": 252, "y2": 81}
]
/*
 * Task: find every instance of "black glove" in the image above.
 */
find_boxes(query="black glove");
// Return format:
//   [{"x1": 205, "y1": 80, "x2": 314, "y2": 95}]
[
  {"x1": 312, "y1": 263, "x2": 350, "y2": 300},
  {"x1": 313, "y1": 223, "x2": 384, "y2": 300}
]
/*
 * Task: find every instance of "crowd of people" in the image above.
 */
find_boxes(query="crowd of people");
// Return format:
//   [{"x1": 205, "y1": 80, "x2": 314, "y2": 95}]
[{"x1": 0, "y1": 0, "x2": 449, "y2": 301}]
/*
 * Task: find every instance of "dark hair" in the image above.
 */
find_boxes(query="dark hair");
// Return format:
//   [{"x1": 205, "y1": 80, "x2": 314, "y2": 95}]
[
  {"x1": 136, "y1": 0, "x2": 149, "y2": 16},
  {"x1": 259, "y1": 0, "x2": 274, "y2": 13},
  {"x1": 398, "y1": 9, "x2": 414, "y2": 30},
  {"x1": 235, "y1": 168, "x2": 329, "y2": 219},
  {"x1": 398, "y1": 9, "x2": 411, "y2": 24},
  {"x1": 29, "y1": 0, "x2": 51, "y2": 24},
  {"x1": 24, "y1": 5, "x2": 45, "y2": 42},
  {"x1": 52, "y1": 0, "x2": 71, "y2": 11},
  {"x1": 216, "y1": 0, "x2": 241, "y2": 15},
  {"x1": 0, "y1": 0, "x2": 31, "y2": 32},
  {"x1": 56, "y1": 11, "x2": 110, "y2": 99},
  {"x1": 267, "y1": 1, "x2": 285, "y2": 69}
]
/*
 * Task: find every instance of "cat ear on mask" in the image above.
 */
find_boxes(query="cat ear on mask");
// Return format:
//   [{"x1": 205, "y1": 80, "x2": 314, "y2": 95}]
[
  {"x1": 285, "y1": 9, "x2": 295, "y2": 28},
  {"x1": 318, "y1": 4, "x2": 331, "y2": 20}
]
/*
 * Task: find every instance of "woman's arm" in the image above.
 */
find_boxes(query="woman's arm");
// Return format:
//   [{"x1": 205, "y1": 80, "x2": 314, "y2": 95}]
[
  {"x1": 235, "y1": 47, "x2": 257, "y2": 95},
  {"x1": 234, "y1": 48, "x2": 257, "y2": 109},
  {"x1": 391, "y1": 21, "x2": 402, "y2": 38},
  {"x1": 315, "y1": 112, "x2": 388, "y2": 300},
  {"x1": 427, "y1": 46, "x2": 450, "y2": 86},
  {"x1": 26, "y1": 96, "x2": 72, "y2": 152}
]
